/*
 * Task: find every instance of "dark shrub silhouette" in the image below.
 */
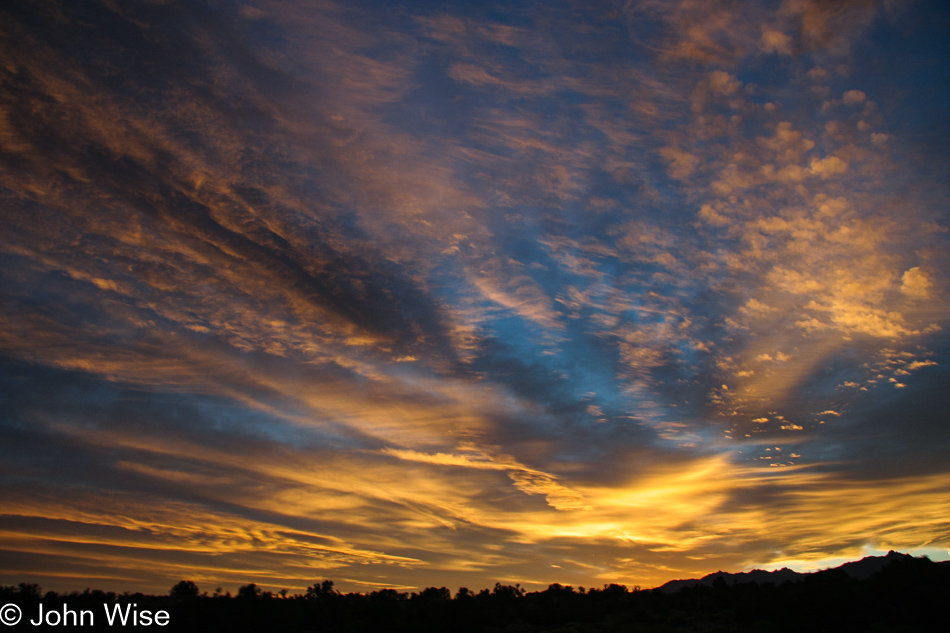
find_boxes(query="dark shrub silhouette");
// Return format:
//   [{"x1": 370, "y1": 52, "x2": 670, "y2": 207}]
[{"x1": 237, "y1": 583, "x2": 262, "y2": 599}]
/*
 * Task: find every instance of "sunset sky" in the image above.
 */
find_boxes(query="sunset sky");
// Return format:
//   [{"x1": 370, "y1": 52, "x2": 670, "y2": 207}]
[{"x1": 2, "y1": 0, "x2": 949, "y2": 595}]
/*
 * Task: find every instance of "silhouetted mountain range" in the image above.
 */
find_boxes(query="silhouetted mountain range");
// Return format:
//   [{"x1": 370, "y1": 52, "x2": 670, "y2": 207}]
[{"x1": 658, "y1": 549, "x2": 935, "y2": 592}]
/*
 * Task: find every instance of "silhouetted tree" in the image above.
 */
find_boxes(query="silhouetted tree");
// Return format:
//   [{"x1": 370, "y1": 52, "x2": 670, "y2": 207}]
[
  {"x1": 369, "y1": 588, "x2": 408, "y2": 602},
  {"x1": 414, "y1": 586, "x2": 450, "y2": 602},
  {"x1": 306, "y1": 579, "x2": 338, "y2": 599},
  {"x1": 491, "y1": 582, "x2": 525, "y2": 599},
  {"x1": 170, "y1": 580, "x2": 200, "y2": 599}
]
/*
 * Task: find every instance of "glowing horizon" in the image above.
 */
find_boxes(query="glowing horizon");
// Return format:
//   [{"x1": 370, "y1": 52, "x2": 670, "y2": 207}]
[{"x1": 1, "y1": 0, "x2": 949, "y2": 595}]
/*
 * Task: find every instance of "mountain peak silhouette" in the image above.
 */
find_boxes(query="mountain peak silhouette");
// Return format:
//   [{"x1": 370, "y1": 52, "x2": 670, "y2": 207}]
[{"x1": 658, "y1": 550, "x2": 924, "y2": 593}]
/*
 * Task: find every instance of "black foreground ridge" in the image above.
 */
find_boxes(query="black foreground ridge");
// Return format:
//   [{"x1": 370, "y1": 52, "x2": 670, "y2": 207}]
[{"x1": 3, "y1": 551, "x2": 948, "y2": 632}]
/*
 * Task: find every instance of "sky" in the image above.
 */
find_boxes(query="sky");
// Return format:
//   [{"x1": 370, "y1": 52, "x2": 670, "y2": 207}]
[{"x1": 1, "y1": 0, "x2": 949, "y2": 595}]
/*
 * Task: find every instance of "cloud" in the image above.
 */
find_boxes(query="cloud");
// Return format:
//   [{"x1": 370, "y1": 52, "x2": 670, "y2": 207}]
[
  {"x1": 471, "y1": 271, "x2": 564, "y2": 332},
  {"x1": 760, "y1": 28, "x2": 793, "y2": 55},
  {"x1": 1, "y1": 0, "x2": 949, "y2": 596},
  {"x1": 781, "y1": 0, "x2": 882, "y2": 56},
  {"x1": 809, "y1": 154, "x2": 848, "y2": 178},
  {"x1": 843, "y1": 89, "x2": 867, "y2": 105},
  {"x1": 708, "y1": 70, "x2": 742, "y2": 96},
  {"x1": 659, "y1": 146, "x2": 700, "y2": 180},
  {"x1": 900, "y1": 267, "x2": 933, "y2": 299}
]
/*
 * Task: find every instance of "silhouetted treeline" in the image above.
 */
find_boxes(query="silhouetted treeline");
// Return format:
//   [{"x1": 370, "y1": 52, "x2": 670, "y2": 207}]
[{"x1": 3, "y1": 555, "x2": 948, "y2": 632}]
